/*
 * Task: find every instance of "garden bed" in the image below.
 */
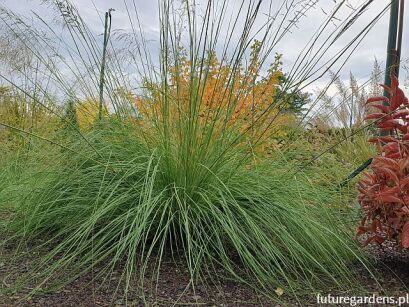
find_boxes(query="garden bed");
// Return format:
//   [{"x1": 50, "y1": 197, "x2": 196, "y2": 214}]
[{"x1": 1, "y1": 225, "x2": 408, "y2": 307}]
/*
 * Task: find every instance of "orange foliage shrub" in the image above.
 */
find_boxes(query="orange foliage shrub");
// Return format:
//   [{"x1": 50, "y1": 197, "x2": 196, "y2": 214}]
[{"x1": 135, "y1": 42, "x2": 297, "y2": 154}]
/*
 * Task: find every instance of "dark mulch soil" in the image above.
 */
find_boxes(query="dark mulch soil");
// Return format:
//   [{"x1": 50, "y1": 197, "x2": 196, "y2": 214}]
[
  {"x1": 0, "y1": 237, "x2": 273, "y2": 306},
  {"x1": 1, "y1": 225, "x2": 409, "y2": 306}
]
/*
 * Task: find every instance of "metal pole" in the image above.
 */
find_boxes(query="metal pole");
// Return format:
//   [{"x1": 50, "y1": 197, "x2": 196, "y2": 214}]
[
  {"x1": 383, "y1": 0, "x2": 401, "y2": 95},
  {"x1": 396, "y1": 0, "x2": 405, "y2": 74},
  {"x1": 380, "y1": 0, "x2": 403, "y2": 137}
]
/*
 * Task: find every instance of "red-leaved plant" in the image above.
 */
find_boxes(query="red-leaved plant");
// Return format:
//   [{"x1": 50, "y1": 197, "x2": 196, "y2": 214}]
[{"x1": 357, "y1": 75, "x2": 409, "y2": 248}]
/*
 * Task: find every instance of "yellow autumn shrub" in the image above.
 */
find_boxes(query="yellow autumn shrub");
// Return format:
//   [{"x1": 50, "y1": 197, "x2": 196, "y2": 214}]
[
  {"x1": 76, "y1": 98, "x2": 108, "y2": 131},
  {"x1": 135, "y1": 42, "x2": 297, "y2": 155},
  {"x1": 0, "y1": 86, "x2": 59, "y2": 149}
]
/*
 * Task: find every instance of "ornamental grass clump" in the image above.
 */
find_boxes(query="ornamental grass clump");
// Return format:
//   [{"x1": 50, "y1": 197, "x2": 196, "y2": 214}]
[{"x1": 6, "y1": 123, "x2": 368, "y2": 299}]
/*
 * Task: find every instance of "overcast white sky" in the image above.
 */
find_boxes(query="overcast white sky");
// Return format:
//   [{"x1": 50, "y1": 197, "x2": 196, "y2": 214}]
[{"x1": 1, "y1": 0, "x2": 408, "y2": 93}]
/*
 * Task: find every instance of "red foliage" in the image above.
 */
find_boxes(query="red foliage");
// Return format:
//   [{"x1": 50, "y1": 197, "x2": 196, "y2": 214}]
[{"x1": 357, "y1": 75, "x2": 409, "y2": 248}]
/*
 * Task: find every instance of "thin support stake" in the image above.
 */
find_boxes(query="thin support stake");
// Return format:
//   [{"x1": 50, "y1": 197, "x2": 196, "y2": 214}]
[{"x1": 99, "y1": 9, "x2": 114, "y2": 120}]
